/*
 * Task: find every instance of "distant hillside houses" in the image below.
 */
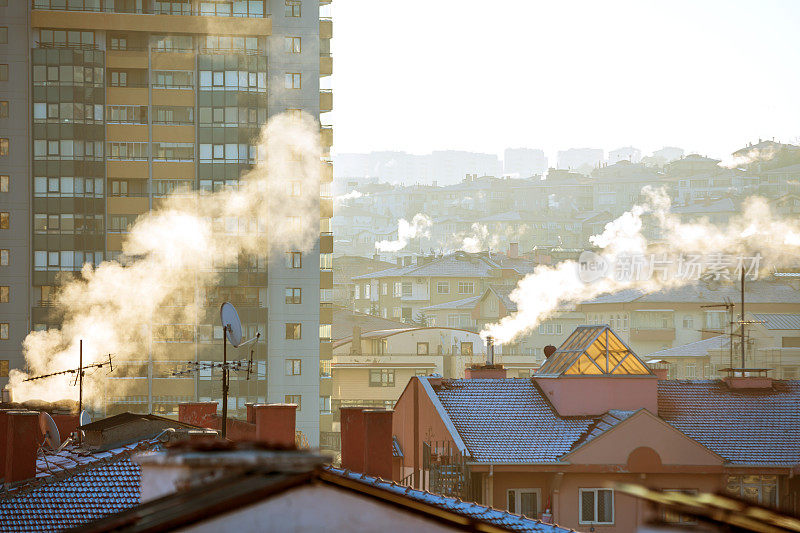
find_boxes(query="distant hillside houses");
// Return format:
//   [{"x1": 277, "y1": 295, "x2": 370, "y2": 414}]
[{"x1": 333, "y1": 142, "x2": 800, "y2": 257}]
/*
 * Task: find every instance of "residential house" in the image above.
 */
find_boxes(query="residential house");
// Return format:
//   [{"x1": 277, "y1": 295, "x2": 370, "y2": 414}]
[
  {"x1": 577, "y1": 281, "x2": 800, "y2": 356},
  {"x1": 351, "y1": 251, "x2": 535, "y2": 324},
  {"x1": 386, "y1": 325, "x2": 800, "y2": 532},
  {"x1": 646, "y1": 313, "x2": 800, "y2": 379},
  {"x1": 332, "y1": 255, "x2": 395, "y2": 310}
]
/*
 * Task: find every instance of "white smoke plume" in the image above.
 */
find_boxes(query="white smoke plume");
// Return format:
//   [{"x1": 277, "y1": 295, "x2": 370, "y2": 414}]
[
  {"x1": 335, "y1": 190, "x2": 364, "y2": 204},
  {"x1": 9, "y1": 113, "x2": 322, "y2": 405},
  {"x1": 482, "y1": 188, "x2": 800, "y2": 344},
  {"x1": 461, "y1": 223, "x2": 489, "y2": 253},
  {"x1": 375, "y1": 213, "x2": 433, "y2": 252},
  {"x1": 718, "y1": 145, "x2": 778, "y2": 169}
]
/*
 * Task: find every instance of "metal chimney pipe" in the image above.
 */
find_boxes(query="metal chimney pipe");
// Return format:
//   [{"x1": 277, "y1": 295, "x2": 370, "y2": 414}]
[{"x1": 486, "y1": 336, "x2": 494, "y2": 365}]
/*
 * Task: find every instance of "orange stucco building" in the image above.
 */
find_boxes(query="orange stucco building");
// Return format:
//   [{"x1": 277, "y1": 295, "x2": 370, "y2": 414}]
[{"x1": 388, "y1": 326, "x2": 800, "y2": 532}]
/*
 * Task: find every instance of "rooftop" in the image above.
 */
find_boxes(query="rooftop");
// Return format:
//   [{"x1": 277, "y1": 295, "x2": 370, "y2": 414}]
[{"x1": 423, "y1": 376, "x2": 800, "y2": 466}]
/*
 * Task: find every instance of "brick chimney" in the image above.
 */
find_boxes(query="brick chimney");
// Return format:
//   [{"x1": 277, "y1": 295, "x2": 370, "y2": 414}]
[
  {"x1": 254, "y1": 404, "x2": 297, "y2": 448},
  {"x1": 464, "y1": 365, "x2": 507, "y2": 379},
  {"x1": 340, "y1": 407, "x2": 366, "y2": 473},
  {"x1": 363, "y1": 409, "x2": 393, "y2": 480},
  {"x1": 5, "y1": 411, "x2": 40, "y2": 483},
  {"x1": 178, "y1": 402, "x2": 217, "y2": 427},
  {"x1": 351, "y1": 325, "x2": 362, "y2": 355}
]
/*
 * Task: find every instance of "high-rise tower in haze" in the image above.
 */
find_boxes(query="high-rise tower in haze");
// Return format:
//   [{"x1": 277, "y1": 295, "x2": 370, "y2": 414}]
[{"x1": 0, "y1": 0, "x2": 334, "y2": 449}]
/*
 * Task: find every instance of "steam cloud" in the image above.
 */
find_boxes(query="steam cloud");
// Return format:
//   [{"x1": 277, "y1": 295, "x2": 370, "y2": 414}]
[
  {"x1": 482, "y1": 188, "x2": 800, "y2": 344},
  {"x1": 375, "y1": 213, "x2": 433, "y2": 252},
  {"x1": 8, "y1": 113, "x2": 322, "y2": 406}
]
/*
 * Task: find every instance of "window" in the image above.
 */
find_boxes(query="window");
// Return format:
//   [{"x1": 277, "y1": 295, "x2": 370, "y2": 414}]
[
  {"x1": 285, "y1": 251, "x2": 302, "y2": 268},
  {"x1": 682, "y1": 315, "x2": 694, "y2": 329},
  {"x1": 461, "y1": 342, "x2": 473, "y2": 355},
  {"x1": 0, "y1": 101, "x2": 7, "y2": 118},
  {"x1": 381, "y1": 283, "x2": 388, "y2": 295},
  {"x1": 457, "y1": 281, "x2": 474, "y2": 294},
  {"x1": 508, "y1": 489, "x2": 541, "y2": 518},
  {"x1": 285, "y1": 359, "x2": 301, "y2": 376},
  {"x1": 0, "y1": 65, "x2": 8, "y2": 81},
  {"x1": 0, "y1": 360, "x2": 7, "y2": 377},
  {"x1": 285, "y1": 394, "x2": 301, "y2": 410},
  {"x1": 416, "y1": 342, "x2": 429, "y2": 355},
  {"x1": 285, "y1": 323, "x2": 301, "y2": 340},
  {"x1": 0, "y1": 139, "x2": 8, "y2": 156},
  {"x1": 401, "y1": 282, "x2": 412, "y2": 298},
  {"x1": 369, "y1": 369, "x2": 395, "y2": 387},
  {"x1": 0, "y1": 286, "x2": 8, "y2": 303},
  {"x1": 662, "y1": 490, "x2": 698, "y2": 524},
  {"x1": 320, "y1": 253, "x2": 333, "y2": 270},
  {"x1": 579, "y1": 489, "x2": 614, "y2": 524},
  {"x1": 437, "y1": 281, "x2": 449, "y2": 294},
  {"x1": 364, "y1": 284, "x2": 371, "y2": 299},
  {"x1": 285, "y1": 288, "x2": 302, "y2": 304},
  {"x1": 285, "y1": 73, "x2": 301, "y2": 89},
  {"x1": 320, "y1": 395, "x2": 331, "y2": 414},
  {"x1": 320, "y1": 324, "x2": 332, "y2": 341},
  {"x1": 285, "y1": 0, "x2": 301, "y2": 17},
  {"x1": 726, "y1": 475, "x2": 777, "y2": 507},
  {"x1": 0, "y1": 212, "x2": 8, "y2": 229},
  {"x1": 0, "y1": 176, "x2": 6, "y2": 192},
  {"x1": 0, "y1": 249, "x2": 7, "y2": 265},
  {"x1": 0, "y1": 27, "x2": 6, "y2": 45},
  {"x1": 285, "y1": 37, "x2": 301, "y2": 53}
]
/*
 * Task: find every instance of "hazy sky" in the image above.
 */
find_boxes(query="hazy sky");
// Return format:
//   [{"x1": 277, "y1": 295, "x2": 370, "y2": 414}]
[{"x1": 327, "y1": 0, "x2": 800, "y2": 162}]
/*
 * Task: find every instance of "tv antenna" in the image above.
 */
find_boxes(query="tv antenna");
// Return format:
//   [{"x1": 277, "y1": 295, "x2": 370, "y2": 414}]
[
  {"x1": 171, "y1": 302, "x2": 261, "y2": 438},
  {"x1": 22, "y1": 339, "x2": 113, "y2": 444}
]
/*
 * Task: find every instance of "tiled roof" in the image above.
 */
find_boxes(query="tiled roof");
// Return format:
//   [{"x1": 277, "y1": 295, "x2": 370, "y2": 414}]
[
  {"x1": 426, "y1": 377, "x2": 800, "y2": 466},
  {"x1": 658, "y1": 380, "x2": 800, "y2": 466},
  {"x1": 352, "y1": 251, "x2": 536, "y2": 280},
  {"x1": 580, "y1": 281, "x2": 799, "y2": 305},
  {"x1": 672, "y1": 198, "x2": 737, "y2": 214},
  {"x1": 751, "y1": 313, "x2": 800, "y2": 330},
  {"x1": 420, "y1": 294, "x2": 481, "y2": 311},
  {"x1": 430, "y1": 379, "x2": 594, "y2": 462},
  {"x1": 645, "y1": 335, "x2": 728, "y2": 358},
  {"x1": 328, "y1": 468, "x2": 576, "y2": 533},
  {"x1": 0, "y1": 439, "x2": 160, "y2": 531}
]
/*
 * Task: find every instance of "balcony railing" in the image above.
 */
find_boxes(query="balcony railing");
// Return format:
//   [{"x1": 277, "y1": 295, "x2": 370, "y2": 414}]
[{"x1": 32, "y1": 1, "x2": 271, "y2": 18}]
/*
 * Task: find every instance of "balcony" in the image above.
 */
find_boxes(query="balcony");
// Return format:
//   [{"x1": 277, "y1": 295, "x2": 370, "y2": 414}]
[
  {"x1": 320, "y1": 89, "x2": 333, "y2": 112},
  {"x1": 320, "y1": 17, "x2": 332, "y2": 39},
  {"x1": 320, "y1": 54, "x2": 332, "y2": 77},
  {"x1": 106, "y1": 48, "x2": 148, "y2": 69},
  {"x1": 31, "y1": 6, "x2": 272, "y2": 35},
  {"x1": 333, "y1": 353, "x2": 441, "y2": 370},
  {"x1": 321, "y1": 126, "x2": 333, "y2": 149}
]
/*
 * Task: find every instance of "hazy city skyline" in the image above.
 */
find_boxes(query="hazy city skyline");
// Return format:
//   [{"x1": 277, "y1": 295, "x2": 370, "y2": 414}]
[{"x1": 330, "y1": 0, "x2": 800, "y2": 163}]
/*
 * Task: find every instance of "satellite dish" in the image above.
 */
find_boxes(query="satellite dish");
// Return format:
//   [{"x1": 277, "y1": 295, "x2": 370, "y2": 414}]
[
  {"x1": 220, "y1": 302, "x2": 243, "y2": 347},
  {"x1": 39, "y1": 412, "x2": 61, "y2": 451},
  {"x1": 79, "y1": 410, "x2": 91, "y2": 426}
]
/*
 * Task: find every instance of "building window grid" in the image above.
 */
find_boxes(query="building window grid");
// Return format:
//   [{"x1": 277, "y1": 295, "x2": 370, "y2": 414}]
[
  {"x1": 579, "y1": 488, "x2": 614, "y2": 525},
  {"x1": 285, "y1": 288, "x2": 302, "y2": 304},
  {"x1": 369, "y1": 369, "x2": 395, "y2": 387},
  {"x1": 285, "y1": 359, "x2": 301, "y2": 376}
]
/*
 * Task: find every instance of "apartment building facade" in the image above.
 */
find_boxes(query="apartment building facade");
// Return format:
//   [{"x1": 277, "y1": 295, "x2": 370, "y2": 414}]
[{"x1": 0, "y1": 0, "x2": 333, "y2": 447}]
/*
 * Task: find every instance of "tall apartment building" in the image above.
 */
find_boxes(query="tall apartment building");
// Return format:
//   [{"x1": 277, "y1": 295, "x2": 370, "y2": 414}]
[{"x1": 0, "y1": 0, "x2": 334, "y2": 449}]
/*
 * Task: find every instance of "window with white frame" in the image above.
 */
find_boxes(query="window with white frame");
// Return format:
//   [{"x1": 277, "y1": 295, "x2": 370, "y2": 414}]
[
  {"x1": 457, "y1": 281, "x2": 474, "y2": 294},
  {"x1": 437, "y1": 281, "x2": 449, "y2": 294},
  {"x1": 284, "y1": 37, "x2": 301, "y2": 53},
  {"x1": 507, "y1": 488, "x2": 541, "y2": 518},
  {"x1": 393, "y1": 282, "x2": 402, "y2": 297},
  {"x1": 579, "y1": 488, "x2": 614, "y2": 524}
]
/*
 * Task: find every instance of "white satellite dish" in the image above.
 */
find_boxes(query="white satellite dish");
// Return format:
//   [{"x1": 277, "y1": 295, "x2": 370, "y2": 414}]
[
  {"x1": 79, "y1": 410, "x2": 91, "y2": 426},
  {"x1": 220, "y1": 302, "x2": 243, "y2": 347},
  {"x1": 39, "y1": 412, "x2": 61, "y2": 451}
]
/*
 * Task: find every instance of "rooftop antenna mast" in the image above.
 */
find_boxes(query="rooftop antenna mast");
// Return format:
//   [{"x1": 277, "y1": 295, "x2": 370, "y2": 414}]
[
  {"x1": 700, "y1": 296, "x2": 735, "y2": 372},
  {"x1": 21, "y1": 340, "x2": 113, "y2": 443},
  {"x1": 171, "y1": 302, "x2": 260, "y2": 439}
]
